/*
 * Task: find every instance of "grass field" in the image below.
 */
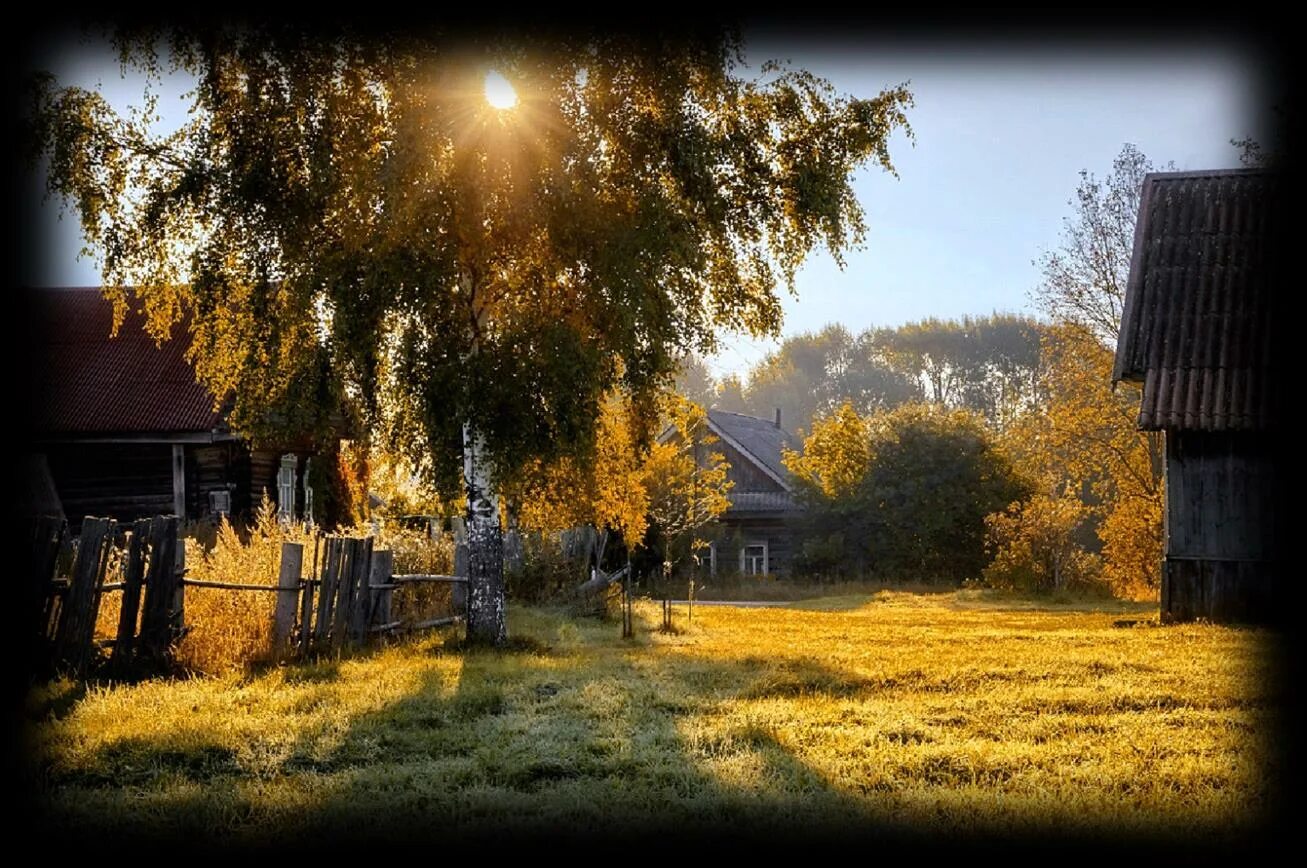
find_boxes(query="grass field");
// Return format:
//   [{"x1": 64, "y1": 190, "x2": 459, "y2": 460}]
[{"x1": 24, "y1": 591, "x2": 1279, "y2": 846}]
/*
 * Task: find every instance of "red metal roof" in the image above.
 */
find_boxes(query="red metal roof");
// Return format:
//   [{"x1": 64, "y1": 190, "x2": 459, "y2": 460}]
[{"x1": 30, "y1": 288, "x2": 224, "y2": 436}]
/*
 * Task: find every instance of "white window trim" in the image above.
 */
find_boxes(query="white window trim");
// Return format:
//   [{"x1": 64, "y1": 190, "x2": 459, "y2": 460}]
[{"x1": 739, "y1": 540, "x2": 769, "y2": 576}]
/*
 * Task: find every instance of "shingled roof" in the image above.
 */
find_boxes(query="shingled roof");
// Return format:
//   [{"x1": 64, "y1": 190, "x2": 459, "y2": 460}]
[
  {"x1": 707, "y1": 410, "x2": 800, "y2": 488},
  {"x1": 1113, "y1": 169, "x2": 1279, "y2": 431},
  {"x1": 29, "y1": 288, "x2": 225, "y2": 436}
]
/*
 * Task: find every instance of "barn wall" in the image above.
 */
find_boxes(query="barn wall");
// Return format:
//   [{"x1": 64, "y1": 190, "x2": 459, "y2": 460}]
[
  {"x1": 1163, "y1": 430, "x2": 1276, "y2": 623},
  {"x1": 1165, "y1": 431, "x2": 1274, "y2": 560},
  {"x1": 44, "y1": 443, "x2": 173, "y2": 530}
]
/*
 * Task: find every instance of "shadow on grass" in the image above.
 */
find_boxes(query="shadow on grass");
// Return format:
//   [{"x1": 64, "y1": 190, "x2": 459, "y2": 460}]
[
  {"x1": 33, "y1": 610, "x2": 920, "y2": 847},
  {"x1": 29, "y1": 600, "x2": 1276, "y2": 852}
]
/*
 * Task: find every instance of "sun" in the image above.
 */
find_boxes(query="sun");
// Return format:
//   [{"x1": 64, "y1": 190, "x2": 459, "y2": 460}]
[{"x1": 484, "y1": 70, "x2": 517, "y2": 110}]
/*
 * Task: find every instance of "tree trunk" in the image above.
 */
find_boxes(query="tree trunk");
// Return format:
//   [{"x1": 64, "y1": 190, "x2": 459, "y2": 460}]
[{"x1": 463, "y1": 422, "x2": 506, "y2": 645}]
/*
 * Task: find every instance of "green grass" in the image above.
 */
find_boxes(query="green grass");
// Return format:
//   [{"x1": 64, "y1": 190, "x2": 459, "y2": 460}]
[{"x1": 24, "y1": 591, "x2": 1278, "y2": 845}]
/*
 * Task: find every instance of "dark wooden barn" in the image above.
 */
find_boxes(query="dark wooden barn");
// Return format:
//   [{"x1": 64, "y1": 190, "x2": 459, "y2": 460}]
[
  {"x1": 660, "y1": 409, "x2": 804, "y2": 576},
  {"x1": 26, "y1": 288, "x2": 327, "y2": 530},
  {"x1": 1113, "y1": 168, "x2": 1282, "y2": 624}
]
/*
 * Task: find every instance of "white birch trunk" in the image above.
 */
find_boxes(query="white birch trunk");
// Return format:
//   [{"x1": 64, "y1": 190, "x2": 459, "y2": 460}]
[{"x1": 462, "y1": 421, "x2": 506, "y2": 644}]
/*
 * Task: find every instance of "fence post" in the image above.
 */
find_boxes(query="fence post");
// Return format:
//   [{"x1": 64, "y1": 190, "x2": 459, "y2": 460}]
[
  {"x1": 348, "y1": 537, "x2": 375, "y2": 641},
  {"x1": 369, "y1": 549, "x2": 395, "y2": 637},
  {"x1": 53, "y1": 517, "x2": 116, "y2": 674},
  {"x1": 111, "y1": 518, "x2": 151, "y2": 671},
  {"x1": 273, "y1": 542, "x2": 304, "y2": 659},
  {"x1": 330, "y1": 539, "x2": 359, "y2": 652},
  {"x1": 314, "y1": 538, "x2": 342, "y2": 645},
  {"x1": 139, "y1": 516, "x2": 179, "y2": 663}
]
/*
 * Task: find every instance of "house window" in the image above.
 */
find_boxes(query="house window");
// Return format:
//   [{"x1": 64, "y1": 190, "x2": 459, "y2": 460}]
[
  {"x1": 277, "y1": 454, "x2": 298, "y2": 521},
  {"x1": 740, "y1": 541, "x2": 768, "y2": 576}
]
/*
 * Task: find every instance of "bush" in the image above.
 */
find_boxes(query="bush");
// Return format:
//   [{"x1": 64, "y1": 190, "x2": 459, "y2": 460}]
[
  {"x1": 508, "y1": 532, "x2": 581, "y2": 603},
  {"x1": 983, "y1": 493, "x2": 1104, "y2": 593}
]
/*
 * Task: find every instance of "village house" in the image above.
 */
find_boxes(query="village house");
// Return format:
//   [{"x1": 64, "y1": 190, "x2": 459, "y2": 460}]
[
  {"x1": 25, "y1": 287, "x2": 334, "y2": 530},
  {"x1": 660, "y1": 408, "x2": 804, "y2": 577}
]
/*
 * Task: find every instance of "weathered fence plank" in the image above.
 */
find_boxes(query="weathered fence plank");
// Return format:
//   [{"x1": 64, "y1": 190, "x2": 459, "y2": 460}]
[
  {"x1": 111, "y1": 518, "x2": 150, "y2": 669},
  {"x1": 138, "y1": 516, "x2": 180, "y2": 662},
  {"x1": 349, "y1": 537, "x2": 375, "y2": 642},
  {"x1": 29, "y1": 515, "x2": 66, "y2": 647},
  {"x1": 369, "y1": 549, "x2": 395, "y2": 638},
  {"x1": 273, "y1": 542, "x2": 304, "y2": 657},
  {"x1": 53, "y1": 517, "x2": 116, "y2": 673},
  {"x1": 330, "y1": 539, "x2": 359, "y2": 652},
  {"x1": 314, "y1": 538, "x2": 342, "y2": 644}
]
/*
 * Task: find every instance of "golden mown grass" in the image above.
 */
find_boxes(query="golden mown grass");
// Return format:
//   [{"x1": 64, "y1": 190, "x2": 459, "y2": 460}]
[{"x1": 33, "y1": 591, "x2": 1276, "y2": 844}]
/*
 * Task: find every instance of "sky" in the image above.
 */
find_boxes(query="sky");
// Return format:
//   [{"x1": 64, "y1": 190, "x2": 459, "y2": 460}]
[{"x1": 22, "y1": 32, "x2": 1270, "y2": 381}]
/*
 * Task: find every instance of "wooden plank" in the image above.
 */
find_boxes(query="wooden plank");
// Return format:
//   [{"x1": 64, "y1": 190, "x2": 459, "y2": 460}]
[
  {"x1": 53, "y1": 517, "x2": 116, "y2": 674},
  {"x1": 111, "y1": 518, "x2": 151, "y2": 669},
  {"x1": 347, "y1": 537, "x2": 375, "y2": 642},
  {"x1": 314, "y1": 538, "x2": 342, "y2": 643},
  {"x1": 28, "y1": 515, "x2": 66, "y2": 646},
  {"x1": 452, "y1": 542, "x2": 469, "y2": 613},
  {"x1": 139, "y1": 516, "x2": 179, "y2": 662},
  {"x1": 330, "y1": 539, "x2": 358, "y2": 652},
  {"x1": 368, "y1": 549, "x2": 395, "y2": 638},
  {"x1": 410, "y1": 616, "x2": 462, "y2": 631},
  {"x1": 298, "y1": 570, "x2": 316, "y2": 656},
  {"x1": 390, "y1": 574, "x2": 469, "y2": 583},
  {"x1": 172, "y1": 445, "x2": 187, "y2": 520},
  {"x1": 273, "y1": 542, "x2": 304, "y2": 657},
  {"x1": 181, "y1": 578, "x2": 285, "y2": 591}
]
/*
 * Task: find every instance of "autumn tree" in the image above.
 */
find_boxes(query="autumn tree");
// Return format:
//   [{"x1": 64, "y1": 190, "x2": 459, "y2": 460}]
[
  {"x1": 737, "y1": 324, "x2": 917, "y2": 435},
  {"x1": 1027, "y1": 325, "x2": 1163, "y2": 594},
  {"x1": 1011, "y1": 143, "x2": 1169, "y2": 595},
  {"x1": 787, "y1": 402, "x2": 1028, "y2": 581},
  {"x1": 720, "y1": 315, "x2": 1042, "y2": 436},
  {"x1": 645, "y1": 396, "x2": 733, "y2": 578},
  {"x1": 28, "y1": 27, "x2": 912, "y2": 643},
  {"x1": 1033, "y1": 143, "x2": 1174, "y2": 346},
  {"x1": 983, "y1": 489, "x2": 1101, "y2": 592},
  {"x1": 870, "y1": 314, "x2": 1045, "y2": 425},
  {"x1": 498, "y1": 393, "x2": 651, "y2": 562}
]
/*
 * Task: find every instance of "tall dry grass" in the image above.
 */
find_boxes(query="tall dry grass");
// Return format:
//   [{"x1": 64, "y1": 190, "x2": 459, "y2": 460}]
[{"x1": 176, "y1": 500, "x2": 318, "y2": 674}]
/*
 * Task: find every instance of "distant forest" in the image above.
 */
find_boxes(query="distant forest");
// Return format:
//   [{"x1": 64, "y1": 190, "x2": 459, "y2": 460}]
[{"x1": 677, "y1": 313, "x2": 1046, "y2": 436}]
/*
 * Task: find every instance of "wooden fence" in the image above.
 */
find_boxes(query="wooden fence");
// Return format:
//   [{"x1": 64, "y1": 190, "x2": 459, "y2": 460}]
[{"x1": 27, "y1": 514, "x2": 468, "y2": 677}]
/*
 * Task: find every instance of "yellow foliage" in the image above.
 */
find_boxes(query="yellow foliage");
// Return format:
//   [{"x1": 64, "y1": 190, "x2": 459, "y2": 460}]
[
  {"x1": 1001, "y1": 324, "x2": 1163, "y2": 595},
  {"x1": 781, "y1": 401, "x2": 870, "y2": 499},
  {"x1": 646, "y1": 395, "x2": 733, "y2": 558},
  {"x1": 505, "y1": 395, "x2": 652, "y2": 542},
  {"x1": 984, "y1": 491, "x2": 1103, "y2": 592}
]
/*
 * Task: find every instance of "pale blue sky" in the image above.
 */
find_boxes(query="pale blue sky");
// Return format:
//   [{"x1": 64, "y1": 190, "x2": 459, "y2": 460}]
[{"x1": 23, "y1": 34, "x2": 1268, "y2": 380}]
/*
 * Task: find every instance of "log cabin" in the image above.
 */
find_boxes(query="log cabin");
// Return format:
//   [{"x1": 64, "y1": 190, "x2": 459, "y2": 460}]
[
  {"x1": 1113, "y1": 168, "x2": 1282, "y2": 624},
  {"x1": 26, "y1": 287, "x2": 333, "y2": 530},
  {"x1": 659, "y1": 408, "x2": 803, "y2": 577}
]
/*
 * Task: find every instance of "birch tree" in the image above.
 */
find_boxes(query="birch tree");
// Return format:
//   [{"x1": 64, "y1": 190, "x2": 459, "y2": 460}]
[{"x1": 27, "y1": 26, "x2": 912, "y2": 643}]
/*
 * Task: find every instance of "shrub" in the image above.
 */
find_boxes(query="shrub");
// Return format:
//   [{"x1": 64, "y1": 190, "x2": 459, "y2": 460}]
[{"x1": 983, "y1": 492, "x2": 1104, "y2": 593}]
